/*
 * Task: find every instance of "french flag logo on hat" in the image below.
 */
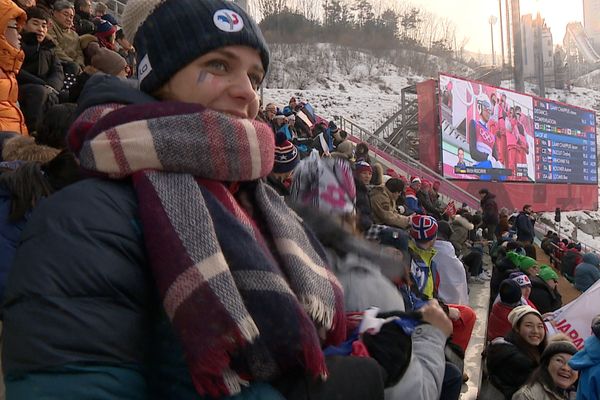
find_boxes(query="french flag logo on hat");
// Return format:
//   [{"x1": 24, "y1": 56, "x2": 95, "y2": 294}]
[{"x1": 410, "y1": 215, "x2": 438, "y2": 242}]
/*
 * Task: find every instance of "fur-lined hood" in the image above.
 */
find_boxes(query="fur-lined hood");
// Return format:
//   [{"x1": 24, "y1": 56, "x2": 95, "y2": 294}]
[
  {"x1": 1, "y1": 136, "x2": 59, "y2": 162},
  {"x1": 452, "y1": 214, "x2": 474, "y2": 230}
]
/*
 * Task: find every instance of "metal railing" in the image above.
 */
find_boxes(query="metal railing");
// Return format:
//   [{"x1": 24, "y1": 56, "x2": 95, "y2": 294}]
[{"x1": 336, "y1": 115, "x2": 481, "y2": 209}]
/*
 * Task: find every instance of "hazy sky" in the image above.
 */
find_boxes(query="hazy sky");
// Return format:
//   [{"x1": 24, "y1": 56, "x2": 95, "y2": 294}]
[{"x1": 414, "y1": 0, "x2": 584, "y2": 54}]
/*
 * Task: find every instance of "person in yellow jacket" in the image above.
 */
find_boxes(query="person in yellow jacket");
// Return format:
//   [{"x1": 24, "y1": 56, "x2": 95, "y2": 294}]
[{"x1": 0, "y1": 0, "x2": 27, "y2": 135}]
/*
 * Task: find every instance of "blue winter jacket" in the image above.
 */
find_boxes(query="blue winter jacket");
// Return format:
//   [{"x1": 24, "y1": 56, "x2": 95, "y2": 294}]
[
  {"x1": 569, "y1": 335, "x2": 600, "y2": 400},
  {"x1": 574, "y1": 253, "x2": 600, "y2": 292}
]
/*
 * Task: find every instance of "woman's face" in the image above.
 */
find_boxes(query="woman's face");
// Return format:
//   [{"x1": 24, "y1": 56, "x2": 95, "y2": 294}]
[
  {"x1": 158, "y1": 45, "x2": 264, "y2": 119},
  {"x1": 521, "y1": 285, "x2": 531, "y2": 299},
  {"x1": 547, "y1": 353, "x2": 578, "y2": 389},
  {"x1": 358, "y1": 171, "x2": 372, "y2": 185},
  {"x1": 517, "y1": 314, "x2": 545, "y2": 346}
]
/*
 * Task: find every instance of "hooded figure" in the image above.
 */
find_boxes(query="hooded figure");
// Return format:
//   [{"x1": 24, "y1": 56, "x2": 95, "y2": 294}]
[
  {"x1": 0, "y1": 0, "x2": 27, "y2": 135},
  {"x1": 568, "y1": 315, "x2": 600, "y2": 400},
  {"x1": 574, "y1": 253, "x2": 600, "y2": 293}
]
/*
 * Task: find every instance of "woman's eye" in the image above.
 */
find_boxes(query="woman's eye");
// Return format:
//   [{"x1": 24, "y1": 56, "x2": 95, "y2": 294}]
[{"x1": 207, "y1": 60, "x2": 227, "y2": 71}]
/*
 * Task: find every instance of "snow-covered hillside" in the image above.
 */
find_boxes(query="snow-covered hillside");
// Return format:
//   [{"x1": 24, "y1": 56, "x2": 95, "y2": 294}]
[
  {"x1": 264, "y1": 43, "x2": 472, "y2": 131},
  {"x1": 263, "y1": 43, "x2": 600, "y2": 250}
]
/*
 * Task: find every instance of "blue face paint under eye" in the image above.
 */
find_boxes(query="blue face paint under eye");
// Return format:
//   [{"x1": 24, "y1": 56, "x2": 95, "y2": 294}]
[{"x1": 197, "y1": 71, "x2": 208, "y2": 84}]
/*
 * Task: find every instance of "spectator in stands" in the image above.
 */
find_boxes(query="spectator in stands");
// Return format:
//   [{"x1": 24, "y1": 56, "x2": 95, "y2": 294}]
[
  {"x1": 34, "y1": 103, "x2": 76, "y2": 149},
  {"x1": 267, "y1": 131, "x2": 299, "y2": 197},
  {"x1": 490, "y1": 246, "x2": 525, "y2": 307},
  {"x1": 18, "y1": 6, "x2": 63, "y2": 133},
  {"x1": 369, "y1": 177, "x2": 410, "y2": 229},
  {"x1": 433, "y1": 220, "x2": 469, "y2": 305},
  {"x1": 115, "y1": 28, "x2": 135, "y2": 76},
  {"x1": 417, "y1": 179, "x2": 441, "y2": 220},
  {"x1": 574, "y1": 252, "x2": 600, "y2": 293},
  {"x1": 354, "y1": 141, "x2": 371, "y2": 164},
  {"x1": 13, "y1": 0, "x2": 35, "y2": 11},
  {"x1": 353, "y1": 160, "x2": 374, "y2": 233},
  {"x1": 509, "y1": 272, "x2": 538, "y2": 308},
  {"x1": 331, "y1": 128, "x2": 352, "y2": 159},
  {"x1": 3, "y1": 1, "x2": 391, "y2": 398},
  {"x1": 569, "y1": 315, "x2": 600, "y2": 400},
  {"x1": 518, "y1": 256, "x2": 540, "y2": 278},
  {"x1": 73, "y1": 0, "x2": 95, "y2": 35},
  {"x1": 264, "y1": 102, "x2": 277, "y2": 123},
  {"x1": 449, "y1": 211, "x2": 474, "y2": 256},
  {"x1": 478, "y1": 188, "x2": 499, "y2": 241},
  {"x1": 431, "y1": 180, "x2": 444, "y2": 210},
  {"x1": 515, "y1": 204, "x2": 536, "y2": 244},
  {"x1": 529, "y1": 265, "x2": 562, "y2": 314},
  {"x1": 93, "y1": 1, "x2": 109, "y2": 20},
  {"x1": 68, "y1": 46, "x2": 127, "y2": 102},
  {"x1": 289, "y1": 148, "x2": 452, "y2": 400},
  {"x1": 0, "y1": 0, "x2": 27, "y2": 135},
  {"x1": 486, "y1": 305, "x2": 548, "y2": 399},
  {"x1": 541, "y1": 231, "x2": 559, "y2": 256},
  {"x1": 487, "y1": 279, "x2": 523, "y2": 341},
  {"x1": 560, "y1": 243, "x2": 583, "y2": 282},
  {"x1": 0, "y1": 151, "x2": 80, "y2": 301},
  {"x1": 47, "y1": 0, "x2": 84, "y2": 74},
  {"x1": 405, "y1": 176, "x2": 425, "y2": 215},
  {"x1": 497, "y1": 207, "x2": 510, "y2": 240},
  {"x1": 94, "y1": 19, "x2": 117, "y2": 50},
  {"x1": 513, "y1": 337, "x2": 578, "y2": 400}
]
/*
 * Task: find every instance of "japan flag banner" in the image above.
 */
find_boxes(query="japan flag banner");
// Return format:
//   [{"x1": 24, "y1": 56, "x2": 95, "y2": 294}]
[{"x1": 545, "y1": 279, "x2": 600, "y2": 350}]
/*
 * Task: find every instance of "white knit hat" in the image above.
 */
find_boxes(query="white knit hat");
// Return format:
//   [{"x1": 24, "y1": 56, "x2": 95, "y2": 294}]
[{"x1": 507, "y1": 305, "x2": 543, "y2": 328}]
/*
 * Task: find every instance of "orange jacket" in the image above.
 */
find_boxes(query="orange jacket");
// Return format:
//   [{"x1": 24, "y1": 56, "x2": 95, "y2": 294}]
[{"x1": 0, "y1": 0, "x2": 27, "y2": 135}]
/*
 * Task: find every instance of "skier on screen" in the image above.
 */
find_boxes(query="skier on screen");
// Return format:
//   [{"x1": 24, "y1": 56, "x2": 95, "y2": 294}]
[{"x1": 468, "y1": 94, "x2": 503, "y2": 180}]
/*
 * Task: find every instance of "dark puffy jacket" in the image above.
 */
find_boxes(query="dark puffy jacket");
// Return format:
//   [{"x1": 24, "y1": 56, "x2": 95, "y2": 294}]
[
  {"x1": 486, "y1": 332, "x2": 542, "y2": 399},
  {"x1": 354, "y1": 178, "x2": 373, "y2": 233},
  {"x1": 2, "y1": 178, "x2": 286, "y2": 400},
  {"x1": 18, "y1": 32, "x2": 64, "y2": 91},
  {"x1": 514, "y1": 212, "x2": 534, "y2": 243},
  {"x1": 73, "y1": 11, "x2": 96, "y2": 35},
  {"x1": 560, "y1": 249, "x2": 583, "y2": 279},
  {"x1": 0, "y1": 186, "x2": 29, "y2": 303},
  {"x1": 529, "y1": 276, "x2": 562, "y2": 314},
  {"x1": 480, "y1": 193, "x2": 499, "y2": 225}
]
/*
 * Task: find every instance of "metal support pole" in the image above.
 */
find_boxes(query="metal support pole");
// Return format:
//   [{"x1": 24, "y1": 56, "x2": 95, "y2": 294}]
[
  {"x1": 506, "y1": 0, "x2": 512, "y2": 67},
  {"x1": 499, "y1": 0, "x2": 506, "y2": 67},
  {"x1": 511, "y1": 0, "x2": 524, "y2": 92}
]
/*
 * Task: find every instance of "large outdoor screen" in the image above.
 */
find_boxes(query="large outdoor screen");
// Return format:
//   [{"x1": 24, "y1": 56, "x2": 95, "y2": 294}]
[{"x1": 439, "y1": 73, "x2": 597, "y2": 184}]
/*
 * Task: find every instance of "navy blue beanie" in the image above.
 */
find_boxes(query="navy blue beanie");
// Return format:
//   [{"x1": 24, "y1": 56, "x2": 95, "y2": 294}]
[{"x1": 121, "y1": 0, "x2": 269, "y2": 94}]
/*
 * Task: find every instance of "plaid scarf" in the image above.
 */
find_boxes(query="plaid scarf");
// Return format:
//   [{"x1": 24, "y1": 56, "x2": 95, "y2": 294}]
[{"x1": 69, "y1": 101, "x2": 346, "y2": 397}]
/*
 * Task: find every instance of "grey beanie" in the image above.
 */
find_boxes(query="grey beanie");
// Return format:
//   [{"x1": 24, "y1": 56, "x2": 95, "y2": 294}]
[{"x1": 121, "y1": 0, "x2": 270, "y2": 94}]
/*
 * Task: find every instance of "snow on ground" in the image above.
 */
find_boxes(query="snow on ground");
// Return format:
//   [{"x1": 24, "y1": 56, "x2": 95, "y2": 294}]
[{"x1": 264, "y1": 44, "x2": 600, "y2": 247}]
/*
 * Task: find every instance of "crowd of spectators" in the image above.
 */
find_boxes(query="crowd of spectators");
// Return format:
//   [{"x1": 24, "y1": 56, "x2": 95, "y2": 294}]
[{"x1": 0, "y1": 0, "x2": 598, "y2": 399}]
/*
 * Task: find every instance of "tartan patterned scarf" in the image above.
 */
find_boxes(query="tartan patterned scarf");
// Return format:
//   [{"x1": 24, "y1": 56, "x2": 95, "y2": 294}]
[{"x1": 69, "y1": 101, "x2": 346, "y2": 397}]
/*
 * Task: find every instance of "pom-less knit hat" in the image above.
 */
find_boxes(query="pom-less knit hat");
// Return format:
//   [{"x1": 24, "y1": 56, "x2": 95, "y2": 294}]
[
  {"x1": 410, "y1": 215, "x2": 438, "y2": 242},
  {"x1": 518, "y1": 256, "x2": 538, "y2": 272},
  {"x1": 499, "y1": 279, "x2": 522, "y2": 306},
  {"x1": 508, "y1": 305, "x2": 542, "y2": 328},
  {"x1": 538, "y1": 265, "x2": 559, "y2": 282},
  {"x1": 121, "y1": 0, "x2": 269, "y2": 94},
  {"x1": 510, "y1": 272, "x2": 532, "y2": 288},
  {"x1": 355, "y1": 160, "x2": 372, "y2": 174}
]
